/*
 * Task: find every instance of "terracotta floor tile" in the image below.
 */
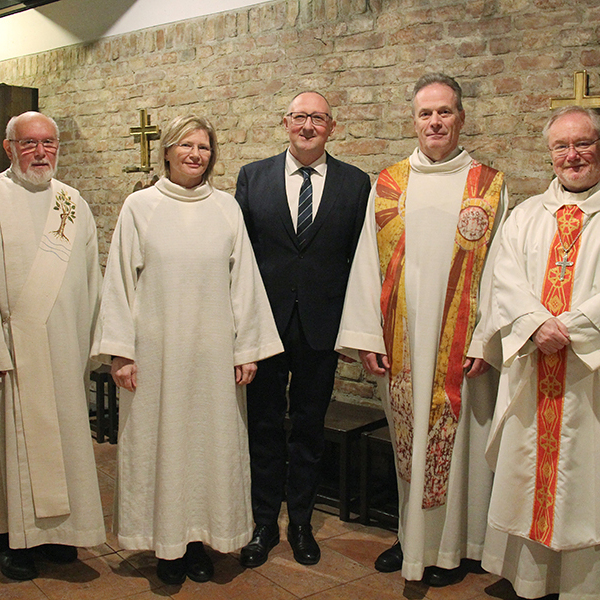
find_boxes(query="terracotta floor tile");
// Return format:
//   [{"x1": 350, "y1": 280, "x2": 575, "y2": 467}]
[
  {"x1": 310, "y1": 510, "x2": 364, "y2": 541},
  {"x1": 0, "y1": 578, "x2": 48, "y2": 599},
  {"x1": 115, "y1": 550, "x2": 163, "y2": 588},
  {"x1": 116, "y1": 592, "x2": 174, "y2": 599},
  {"x1": 305, "y1": 571, "x2": 407, "y2": 599},
  {"x1": 79, "y1": 543, "x2": 118, "y2": 560},
  {"x1": 322, "y1": 526, "x2": 397, "y2": 569},
  {"x1": 164, "y1": 568, "x2": 297, "y2": 600},
  {"x1": 256, "y1": 545, "x2": 372, "y2": 597},
  {"x1": 97, "y1": 469, "x2": 116, "y2": 518},
  {"x1": 103, "y1": 515, "x2": 123, "y2": 552},
  {"x1": 33, "y1": 552, "x2": 157, "y2": 600},
  {"x1": 93, "y1": 442, "x2": 118, "y2": 480}
]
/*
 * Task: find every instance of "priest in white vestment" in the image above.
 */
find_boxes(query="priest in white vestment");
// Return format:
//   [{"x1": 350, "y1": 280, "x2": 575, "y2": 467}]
[
  {"x1": 336, "y1": 74, "x2": 509, "y2": 586},
  {"x1": 482, "y1": 107, "x2": 600, "y2": 599},
  {"x1": 92, "y1": 115, "x2": 283, "y2": 586},
  {"x1": 0, "y1": 112, "x2": 105, "y2": 581}
]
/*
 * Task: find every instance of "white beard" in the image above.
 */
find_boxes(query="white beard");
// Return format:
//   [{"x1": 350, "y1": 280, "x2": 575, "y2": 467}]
[{"x1": 11, "y1": 157, "x2": 58, "y2": 186}]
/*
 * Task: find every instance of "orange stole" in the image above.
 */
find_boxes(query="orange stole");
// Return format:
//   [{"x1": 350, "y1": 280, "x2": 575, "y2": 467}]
[
  {"x1": 530, "y1": 205, "x2": 584, "y2": 546},
  {"x1": 375, "y1": 158, "x2": 503, "y2": 508}
]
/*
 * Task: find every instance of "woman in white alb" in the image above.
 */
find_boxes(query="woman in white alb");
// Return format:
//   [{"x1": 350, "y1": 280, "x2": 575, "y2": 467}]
[{"x1": 92, "y1": 115, "x2": 282, "y2": 585}]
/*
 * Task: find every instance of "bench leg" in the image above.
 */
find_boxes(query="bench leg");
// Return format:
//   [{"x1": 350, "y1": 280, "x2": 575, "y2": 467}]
[
  {"x1": 95, "y1": 375, "x2": 107, "y2": 443},
  {"x1": 107, "y1": 376, "x2": 118, "y2": 444},
  {"x1": 359, "y1": 433, "x2": 370, "y2": 525},
  {"x1": 339, "y1": 438, "x2": 350, "y2": 521}
]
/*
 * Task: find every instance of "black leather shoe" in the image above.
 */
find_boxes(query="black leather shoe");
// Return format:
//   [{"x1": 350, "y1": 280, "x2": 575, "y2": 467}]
[
  {"x1": 185, "y1": 542, "x2": 214, "y2": 582},
  {"x1": 423, "y1": 565, "x2": 460, "y2": 587},
  {"x1": 287, "y1": 524, "x2": 320, "y2": 565},
  {"x1": 156, "y1": 557, "x2": 186, "y2": 585},
  {"x1": 0, "y1": 548, "x2": 38, "y2": 581},
  {"x1": 240, "y1": 524, "x2": 280, "y2": 568},
  {"x1": 374, "y1": 540, "x2": 403, "y2": 572},
  {"x1": 37, "y1": 544, "x2": 78, "y2": 563}
]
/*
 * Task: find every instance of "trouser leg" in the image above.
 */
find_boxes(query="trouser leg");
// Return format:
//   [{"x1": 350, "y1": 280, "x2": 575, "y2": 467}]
[
  {"x1": 285, "y1": 313, "x2": 338, "y2": 525},
  {"x1": 246, "y1": 351, "x2": 290, "y2": 525}
]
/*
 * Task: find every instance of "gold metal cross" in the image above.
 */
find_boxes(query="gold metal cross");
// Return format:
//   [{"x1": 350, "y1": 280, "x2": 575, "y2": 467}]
[
  {"x1": 550, "y1": 71, "x2": 600, "y2": 109},
  {"x1": 124, "y1": 109, "x2": 161, "y2": 173}
]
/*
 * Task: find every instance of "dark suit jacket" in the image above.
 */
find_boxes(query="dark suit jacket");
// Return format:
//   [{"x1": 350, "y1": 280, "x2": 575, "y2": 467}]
[{"x1": 236, "y1": 151, "x2": 371, "y2": 351}]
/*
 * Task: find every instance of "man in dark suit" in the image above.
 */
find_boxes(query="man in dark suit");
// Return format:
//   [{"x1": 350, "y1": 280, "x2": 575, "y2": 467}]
[{"x1": 235, "y1": 91, "x2": 370, "y2": 567}]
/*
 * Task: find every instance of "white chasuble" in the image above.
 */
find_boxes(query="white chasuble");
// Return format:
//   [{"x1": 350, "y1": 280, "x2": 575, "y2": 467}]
[
  {"x1": 482, "y1": 179, "x2": 600, "y2": 599},
  {"x1": 0, "y1": 169, "x2": 104, "y2": 548},
  {"x1": 337, "y1": 149, "x2": 509, "y2": 581},
  {"x1": 92, "y1": 178, "x2": 283, "y2": 559}
]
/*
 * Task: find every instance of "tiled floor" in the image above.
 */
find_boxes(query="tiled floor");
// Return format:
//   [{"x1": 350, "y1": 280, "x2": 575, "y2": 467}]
[{"x1": 0, "y1": 441, "x2": 552, "y2": 600}]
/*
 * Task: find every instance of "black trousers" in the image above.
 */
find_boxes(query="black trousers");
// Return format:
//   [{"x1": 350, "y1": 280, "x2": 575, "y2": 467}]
[{"x1": 246, "y1": 308, "x2": 339, "y2": 526}]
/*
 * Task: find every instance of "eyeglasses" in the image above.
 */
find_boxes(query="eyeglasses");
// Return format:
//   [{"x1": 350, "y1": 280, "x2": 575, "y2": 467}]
[
  {"x1": 549, "y1": 139, "x2": 600, "y2": 158},
  {"x1": 9, "y1": 138, "x2": 59, "y2": 152},
  {"x1": 172, "y1": 142, "x2": 211, "y2": 154},
  {"x1": 286, "y1": 112, "x2": 331, "y2": 127}
]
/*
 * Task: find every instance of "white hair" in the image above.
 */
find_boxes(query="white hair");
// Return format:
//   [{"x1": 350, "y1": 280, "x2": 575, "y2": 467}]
[{"x1": 5, "y1": 111, "x2": 60, "y2": 140}]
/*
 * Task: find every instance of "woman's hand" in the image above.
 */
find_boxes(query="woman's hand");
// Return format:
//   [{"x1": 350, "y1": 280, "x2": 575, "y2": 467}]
[
  {"x1": 235, "y1": 362, "x2": 257, "y2": 385},
  {"x1": 111, "y1": 356, "x2": 137, "y2": 392}
]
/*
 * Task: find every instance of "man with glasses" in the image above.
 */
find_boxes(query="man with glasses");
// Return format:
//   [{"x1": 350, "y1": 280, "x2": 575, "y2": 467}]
[
  {"x1": 481, "y1": 106, "x2": 600, "y2": 598},
  {"x1": 235, "y1": 92, "x2": 370, "y2": 567},
  {"x1": 336, "y1": 73, "x2": 509, "y2": 587},
  {"x1": 0, "y1": 112, "x2": 105, "y2": 580}
]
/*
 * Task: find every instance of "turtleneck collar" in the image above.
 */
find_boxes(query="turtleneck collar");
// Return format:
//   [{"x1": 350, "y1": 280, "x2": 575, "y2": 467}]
[{"x1": 155, "y1": 177, "x2": 214, "y2": 202}]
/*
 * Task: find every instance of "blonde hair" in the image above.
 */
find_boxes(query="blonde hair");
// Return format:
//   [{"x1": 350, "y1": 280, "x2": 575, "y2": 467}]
[{"x1": 158, "y1": 115, "x2": 218, "y2": 184}]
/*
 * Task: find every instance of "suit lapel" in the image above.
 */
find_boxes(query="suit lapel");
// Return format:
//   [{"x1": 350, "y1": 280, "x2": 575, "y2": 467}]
[{"x1": 271, "y1": 152, "x2": 298, "y2": 245}]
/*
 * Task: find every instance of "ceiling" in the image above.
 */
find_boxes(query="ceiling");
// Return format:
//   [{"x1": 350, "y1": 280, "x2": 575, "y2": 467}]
[{"x1": 0, "y1": 0, "x2": 60, "y2": 18}]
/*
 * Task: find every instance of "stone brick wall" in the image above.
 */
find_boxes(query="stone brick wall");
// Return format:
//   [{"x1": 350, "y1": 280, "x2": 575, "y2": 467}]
[{"x1": 1, "y1": 0, "x2": 598, "y2": 405}]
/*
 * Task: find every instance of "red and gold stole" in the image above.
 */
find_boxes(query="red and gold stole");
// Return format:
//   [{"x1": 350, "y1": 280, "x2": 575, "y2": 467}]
[
  {"x1": 530, "y1": 204, "x2": 584, "y2": 545},
  {"x1": 375, "y1": 158, "x2": 503, "y2": 508}
]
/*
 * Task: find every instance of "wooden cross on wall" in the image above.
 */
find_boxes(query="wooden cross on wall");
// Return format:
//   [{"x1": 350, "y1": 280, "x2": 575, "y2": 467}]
[
  {"x1": 123, "y1": 109, "x2": 161, "y2": 173},
  {"x1": 550, "y1": 70, "x2": 600, "y2": 109}
]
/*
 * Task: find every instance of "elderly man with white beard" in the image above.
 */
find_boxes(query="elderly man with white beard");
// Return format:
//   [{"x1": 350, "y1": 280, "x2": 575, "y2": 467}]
[{"x1": 0, "y1": 112, "x2": 105, "y2": 581}]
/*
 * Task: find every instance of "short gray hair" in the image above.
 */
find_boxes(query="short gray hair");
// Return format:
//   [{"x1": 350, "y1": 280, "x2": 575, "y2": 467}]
[
  {"x1": 412, "y1": 73, "x2": 463, "y2": 113},
  {"x1": 5, "y1": 111, "x2": 60, "y2": 140},
  {"x1": 158, "y1": 114, "x2": 218, "y2": 184},
  {"x1": 542, "y1": 105, "x2": 600, "y2": 143}
]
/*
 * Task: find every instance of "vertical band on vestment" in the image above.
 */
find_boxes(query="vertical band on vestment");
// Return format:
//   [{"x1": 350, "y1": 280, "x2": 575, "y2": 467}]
[
  {"x1": 0, "y1": 181, "x2": 78, "y2": 518},
  {"x1": 375, "y1": 159, "x2": 503, "y2": 508},
  {"x1": 530, "y1": 205, "x2": 583, "y2": 545}
]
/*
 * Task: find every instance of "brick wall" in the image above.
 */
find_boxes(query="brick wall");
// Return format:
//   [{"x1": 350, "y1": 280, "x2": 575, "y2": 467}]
[{"x1": 1, "y1": 0, "x2": 598, "y2": 405}]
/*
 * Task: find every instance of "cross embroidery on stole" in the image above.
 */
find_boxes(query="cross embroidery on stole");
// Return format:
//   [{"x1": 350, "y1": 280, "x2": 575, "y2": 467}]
[{"x1": 531, "y1": 204, "x2": 584, "y2": 545}]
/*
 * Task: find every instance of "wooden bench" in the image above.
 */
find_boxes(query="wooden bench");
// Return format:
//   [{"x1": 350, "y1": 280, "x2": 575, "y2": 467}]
[
  {"x1": 359, "y1": 425, "x2": 398, "y2": 528},
  {"x1": 311, "y1": 401, "x2": 387, "y2": 521},
  {"x1": 90, "y1": 365, "x2": 118, "y2": 444}
]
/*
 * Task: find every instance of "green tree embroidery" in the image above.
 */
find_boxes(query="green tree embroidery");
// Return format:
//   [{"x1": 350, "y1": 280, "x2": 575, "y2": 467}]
[{"x1": 51, "y1": 189, "x2": 76, "y2": 241}]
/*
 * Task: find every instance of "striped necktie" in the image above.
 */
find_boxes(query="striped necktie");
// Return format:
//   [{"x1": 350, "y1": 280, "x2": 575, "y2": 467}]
[{"x1": 297, "y1": 166, "x2": 314, "y2": 246}]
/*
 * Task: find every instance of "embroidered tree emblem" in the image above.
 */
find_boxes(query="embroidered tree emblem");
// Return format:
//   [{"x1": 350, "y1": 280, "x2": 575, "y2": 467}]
[{"x1": 51, "y1": 189, "x2": 76, "y2": 241}]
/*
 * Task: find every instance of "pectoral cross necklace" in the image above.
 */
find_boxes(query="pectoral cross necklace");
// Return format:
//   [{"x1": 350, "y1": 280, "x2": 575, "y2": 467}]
[{"x1": 555, "y1": 211, "x2": 593, "y2": 281}]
